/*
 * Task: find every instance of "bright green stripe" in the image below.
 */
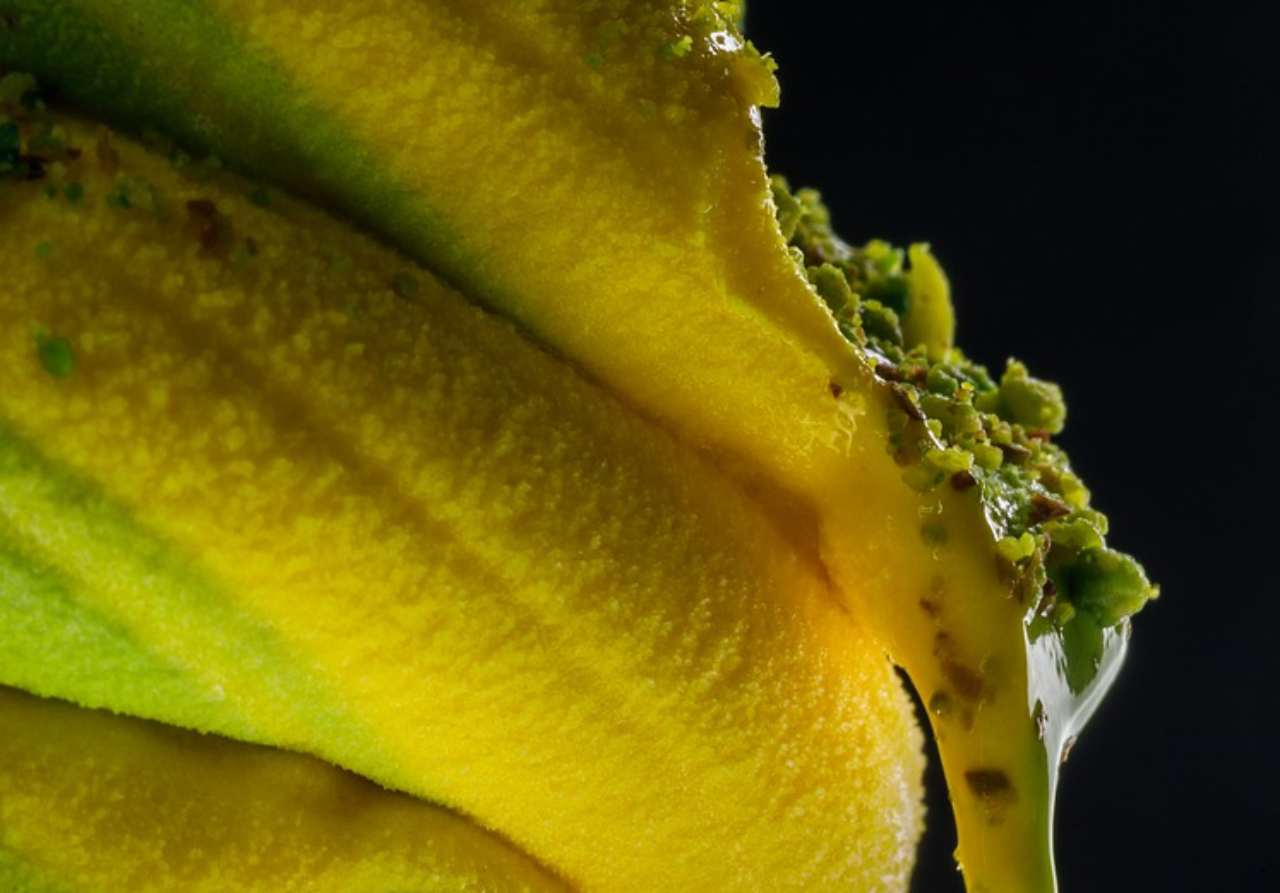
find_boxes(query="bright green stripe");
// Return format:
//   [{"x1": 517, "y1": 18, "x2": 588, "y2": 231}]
[
  {"x1": 0, "y1": 418, "x2": 384, "y2": 772},
  {"x1": 0, "y1": 0, "x2": 486, "y2": 299},
  {"x1": 0, "y1": 529, "x2": 251, "y2": 740}
]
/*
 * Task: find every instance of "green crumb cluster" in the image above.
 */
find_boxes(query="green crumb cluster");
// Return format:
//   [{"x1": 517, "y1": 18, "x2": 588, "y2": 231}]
[{"x1": 773, "y1": 176, "x2": 1157, "y2": 656}]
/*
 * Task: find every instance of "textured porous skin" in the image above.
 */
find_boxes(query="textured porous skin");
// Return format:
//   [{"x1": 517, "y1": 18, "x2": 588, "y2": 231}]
[
  {"x1": 0, "y1": 114, "x2": 924, "y2": 891},
  {"x1": 0, "y1": 687, "x2": 568, "y2": 892}
]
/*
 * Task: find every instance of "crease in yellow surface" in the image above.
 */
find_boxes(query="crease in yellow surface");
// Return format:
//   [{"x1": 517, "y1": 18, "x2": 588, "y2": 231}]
[{"x1": 0, "y1": 687, "x2": 569, "y2": 892}]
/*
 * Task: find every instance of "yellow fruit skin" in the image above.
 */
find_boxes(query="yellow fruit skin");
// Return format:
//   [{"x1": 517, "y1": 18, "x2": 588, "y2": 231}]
[
  {"x1": 3, "y1": 5, "x2": 1077, "y2": 888},
  {"x1": 0, "y1": 687, "x2": 569, "y2": 893},
  {"x1": 0, "y1": 115, "x2": 924, "y2": 891}
]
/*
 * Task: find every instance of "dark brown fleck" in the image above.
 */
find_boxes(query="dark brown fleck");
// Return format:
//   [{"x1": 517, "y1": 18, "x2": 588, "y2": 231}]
[
  {"x1": 1025, "y1": 428, "x2": 1052, "y2": 441},
  {"x1": 891, "y1": 384, "x2": 926, "y2": 421},
  {"x1": 875, "y1": 361, "x2": 905, "y2": 382},
  {"x1": 950, "y1": 470, "x2": 977, "y2": 491},
  {"x1": 942, "y1": 658, "x2": 985, "y2": 701},
  {"x1": 1028, "y1": 492, "x2": 1072, "y2": 525},
  {"x1": 919, "y1": 598, "x2": 940, "y2": 617},
  {"x1": 828, "y1": 380, "x2": 843, "y2": 398},
  {"x1": 186, "y1": 198, "x2": 233, "y2": 258},
  {"x1": 966, "y1": 768, "x2": 1017, "y2": 804},
  {"x1": 1032, "y1": 700, "x2": 1048, "y2": 740},
  {"x1": 999, "y1": 442, "x2": 1032, "y2": 465}
]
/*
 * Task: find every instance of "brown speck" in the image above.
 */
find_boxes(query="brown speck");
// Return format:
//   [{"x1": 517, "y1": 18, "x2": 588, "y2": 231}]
[
  {"x1": 965, "y1": 768, "x2": 1017, "y2": 815},
  {"x1": 186, "y1": 199, "x2": 233, "y2": 258},
  {"x1": 891, "y1": 384, "x2": 925, "y2": 421},
  {"x1": 1060, "y1": 736, "x2": 1078, "y2": 765},
  {"x1": 928, "y1": 691, "x2": 953, "y2": 719},
  {"x1": 932, "y1": 631, "x2": 953, "y2": 658},
  {"x1": 1032, "y1": 700, "x2": 1048, "y2": 740},
  {"x1": 919, "y1": 598, "x2": 940, "y2": 618},
  {"x1": 828, "y1": 381, "x2": 843, "y2": 398},
  {"x1": 999, "y1": 442, "x2": 1032, "y2": 465},
  {"x1": 875, "y1": 361, "x2": 905, "y2": 382},
  {"x1": 942, "y1": 658, "x2": 986, "y2": 701},
  {"x1": 1026, "y1": 428, "x2": 1052, "y2": 441},
  {"x1": 1043, "y1": 578, "x2": 1058, "y2": 598},
  {"x1": 951, "y1": 470, "x2": 977, "y2": 491},
  {"x1": 1029, "y1": 492, "x2": 1071, "y2": 524}
]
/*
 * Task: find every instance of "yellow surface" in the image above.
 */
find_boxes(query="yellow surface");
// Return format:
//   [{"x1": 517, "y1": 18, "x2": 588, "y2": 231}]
[
  {"x1": 1, "y1": 4, "x2": 1076, "y2": 886},
  {"x1": 0, "y1": 687, "x2": 567, "y2": 892},
  {"x1": 0, "y1": 114, "x2": 925, "y2": 891}
]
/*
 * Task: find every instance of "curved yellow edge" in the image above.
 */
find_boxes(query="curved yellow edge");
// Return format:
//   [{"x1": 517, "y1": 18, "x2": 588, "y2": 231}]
[
  {"x1": 0, "y1": 687, "x2": 568, "y2": 892},
  {"x1": 0, "y1": 114, "x2": 924, "y2": 891}
]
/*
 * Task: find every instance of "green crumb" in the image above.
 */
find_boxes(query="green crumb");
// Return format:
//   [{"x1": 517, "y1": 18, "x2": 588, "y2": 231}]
[
  {"x1": 988, "y1": 359, "x2": 1067, "y2": 434},
  {"x1": 33, "y1": 240, "x2": 51, "y2": 259},
  {"x1": 35, "y1": 333, "x2": 75, "y2": 378},
  {"x1": 391, "y1": 271, "x2": 420, "y2": 301},
  {"x1": 925, "y1": 447, "x2": 973, "y2": 474},
  {"x1": 248, "y1": 186, "x2": 272, "y2": 208},
  {"x1": 584, "y1": 52, "x2": 604, "y2": 69},
  {"x1": 658, "y1": 35, "x2": 694, "y2": 58},
  {"x1": 64, "y1": 182, "x2": 84, "y2": 205},
  {"x1": 770, "y1": 175, "x2": 1157, "y2": 646},
  {"x1": 997, "y1": 533, "x2": 1037, "y2": 564},
  {"x1": 808, "y1": 263, "x2": 855, "y2": 314}
]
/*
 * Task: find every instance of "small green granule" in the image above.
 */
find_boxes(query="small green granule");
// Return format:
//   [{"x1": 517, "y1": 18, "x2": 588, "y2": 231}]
[
  {"x1": 248, "y1": 186, "x2": 272, "y2": 208},
  {"x1": 658, "y1": 35, "x2": 694, "y2": 58},
  {"x1": 860, "y1": 300, "x2": 903, "y2": 346},
  {"x1": 1054, "y1": 548, "x2": 1158, "y2": 628},
  {"x1": 808, "y1": 263, "x2": 855, "y2": 314},
  {"x1": 925, "y1": 447, "x2": 973, "y2": 474},
  {"x1": 64, "y1": 182, "x2": 84, "y2": 205},
  {"x1": 35, "y1": 333, "x2": 75, "y2": 378},
  {"x1": 33, "y1": 240, "x2": 51, "y2": 259},
  {"x1": 988, "y1": 359, "x2": 1067, "y2": 434},
  {"x1": 997, "y1": 532, "x2": 1037, "y2": 563}
]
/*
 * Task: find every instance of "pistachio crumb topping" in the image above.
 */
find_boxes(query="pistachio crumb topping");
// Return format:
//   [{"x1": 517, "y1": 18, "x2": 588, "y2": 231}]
[{"x1": 773, "y1": 176, "x2": 1157, "y2": 684}]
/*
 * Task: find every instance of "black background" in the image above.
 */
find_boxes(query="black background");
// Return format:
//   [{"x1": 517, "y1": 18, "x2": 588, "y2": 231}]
[{"x1": 749, "y1": 3, "x2": 1275, "y2": 891}]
